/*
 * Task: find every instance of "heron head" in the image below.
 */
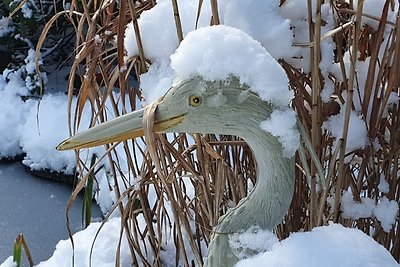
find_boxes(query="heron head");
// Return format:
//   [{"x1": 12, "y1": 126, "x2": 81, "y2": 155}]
[{"x1": 57, "y1": 76, "x2": 273, "y2": 150}]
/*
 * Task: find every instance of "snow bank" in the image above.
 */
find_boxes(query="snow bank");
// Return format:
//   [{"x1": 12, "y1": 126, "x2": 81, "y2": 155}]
[
  {"x1": 20, "y1": 94, "x2": 77, "y2": 173},
  {"x1": 19, "y1": 93, "x2": 102, "y2": 174},
  {"x1": 235, "y1": 223, "x2": 399, "y2": 267},
  {"x1": 35, "y1": 218, "x2": 132, "y2": 267},
  {"x1": 8, "y1": 222, "x2": 394, "y2": 267},
  {"x1": 0, "y1": 70, "x2": 32, "y2": 158}
]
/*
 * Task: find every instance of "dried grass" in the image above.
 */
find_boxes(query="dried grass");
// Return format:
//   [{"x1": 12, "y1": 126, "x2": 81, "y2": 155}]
[{"x1": 40, "y1": 0, "x2": 400, "y2": 265}]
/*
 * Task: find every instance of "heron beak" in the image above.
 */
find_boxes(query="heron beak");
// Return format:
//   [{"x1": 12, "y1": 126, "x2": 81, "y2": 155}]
[{"x1": 56, "y1": 103, "x2": 185, "y2": 151}]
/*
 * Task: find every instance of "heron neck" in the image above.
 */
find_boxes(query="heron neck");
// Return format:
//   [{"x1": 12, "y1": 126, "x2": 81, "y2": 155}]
[
  {"x1": 214, "y1": 122, "x2": 295, "y2": 233},
  {"x1": 244, "y1": 131, "x2": 295, "y2": 229}
]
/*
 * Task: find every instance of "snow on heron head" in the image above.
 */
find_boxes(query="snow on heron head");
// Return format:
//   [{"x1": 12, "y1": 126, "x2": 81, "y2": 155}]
[
  {"x1": 170, "y1": 25, "x2": 299, "y2": 157},
  {"x1": 170, "y1": 25, "x2": 293, "y2": 108}
]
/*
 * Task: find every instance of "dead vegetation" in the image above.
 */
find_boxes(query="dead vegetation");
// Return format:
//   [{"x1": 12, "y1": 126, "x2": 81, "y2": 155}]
[{"x1": 38, "y1": 0, "x2": 399, "y2": 265}]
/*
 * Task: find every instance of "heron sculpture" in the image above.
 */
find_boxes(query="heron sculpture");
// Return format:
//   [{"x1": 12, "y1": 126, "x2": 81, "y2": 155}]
[{"x1": 57, "y1": 77, "x2": 295, "y2": 266}]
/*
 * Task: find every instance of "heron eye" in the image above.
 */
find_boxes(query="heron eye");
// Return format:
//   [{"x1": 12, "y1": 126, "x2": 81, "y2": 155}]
[{"x1": 189, "y1": 95, "x2": 202, "y2": 107}]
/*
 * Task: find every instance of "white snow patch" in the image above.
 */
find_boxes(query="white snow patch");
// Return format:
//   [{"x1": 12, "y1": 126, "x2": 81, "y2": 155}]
[
  {"x1": 322, "y1": 107, "x2": 368, "y2": 153},
  {"x1": 320, "y1": 78, "x2": 335, "y2": 103},
  {"x1": 354, "y1": 0, "x2": 399, "y2": 30},
  {"x1": 260, "y1": 109, "x2": 299, "y2": 157},
  {"x1": 0, "y1": 17, "x2": 14, "y2": 37},
  {"x1": 229, "y1": 225, "x2": 278, "y2": 260},
  {"x1": 124, "y1": 0, "x2": 212, "y2": 62},
  {"x1": 378, "y1": 174, "x2": 390, "y2": 194},
  {"x1": 0, "y1": 257, "x2": 16, "y2": 267},
  {"x1": 21, "y1": 2, "x2": 33, "y2": 19},
  {"x1": 373, "y1": 197, "x2": 399, "y2": 233},
  {"x1": 222, "y1": 0, "x2": 296, "y2": 60},
  {"x1": 341, "y1": 190, "x2": 375, "y2": 220},
  {"x1": 139, "y1": 60, "x2": 174, "y2": 105}
]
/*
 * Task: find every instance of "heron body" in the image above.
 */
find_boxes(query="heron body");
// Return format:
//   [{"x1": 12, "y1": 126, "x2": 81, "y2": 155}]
[{"x1": 57, "y1": 77, "x2": 296, "y2": 266}]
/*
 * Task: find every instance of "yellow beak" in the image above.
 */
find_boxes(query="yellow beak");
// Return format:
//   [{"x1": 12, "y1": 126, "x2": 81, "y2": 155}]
[{"x1": 56, "y1": 108, "x2": 185, "y2": 151}]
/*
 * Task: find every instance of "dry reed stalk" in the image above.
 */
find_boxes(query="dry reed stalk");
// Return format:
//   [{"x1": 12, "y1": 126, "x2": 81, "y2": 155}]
[
  {"x1": 334, "y1": 0, "x2": 365, "y2": 222},
  {"x1": 210, "y1": 0, "x2": 220, "y2": 25},
  {"x1": 171, "y1": 0, "x2": 184, "y2": 43},
  {"x1": 309, "y1": 0, "x2": 323, "y2": 228}
]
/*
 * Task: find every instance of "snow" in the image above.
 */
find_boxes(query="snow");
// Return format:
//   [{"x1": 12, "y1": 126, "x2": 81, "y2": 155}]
[
  {"x1": 229, "y1": 226, "x2": 278, "y2": 260},
  {"x1": 35, "y1": 218, "x2": 132, "y2": 267},
  {"x1": 0, "y1": 17, "x2": 14, "y2": 37},
  {"x1": 378, "y1": 174, "x2": 390, "y2": 193},
  {"x1": 25, "y1": 220, "x2": 398, "y2": 267},
  {"x1": 341, "y1": 190, "x2": 399, "y2": 233},
  {"x1": 0, "y1": 257, "x2": 16, "y2": 267},
  {"x1": 125, "y1": 0, "x2": 296, "y2": 106},
  {"x1": 124, "y1": 0, "x2": 212, "y2": 62},
  {"x1": 139, "y1": 61, "x2": 174, "y2": 105},
  {"x1": 321, "y1": 78, "x2": 335, "y2": 103},
  {"x1": 125, "y1": 0, "x2": 295, "y2": 62},
  {"x1": 235, "y1": 223, "x2": 399, "y2": 267},
  {"x1": 0, "y1": 70, "x2": 32, "y2": 158},
  {"x1": 222, "y1": 0, "x2": 296, "y2": 60},
  {"x1": 341, "y1": 190, "x2": 375, "y2": 219},
  {"x1": 260, "y1": 109, "x2": 299, "y2": 157},
  {"x1": 20, "y1": 94, "x2": 77, "y2": 173},
  {"x1": 374, "y1": 197, "x2": 399, "y2": 233},
  {"x1": 322, "y1": 107, "x2": 368, "y2": 154},
  {"x1": 170, "y1": 25, "x2": 293, "y2": 108},
  {"x1": 355, "y1": 0, "x2": 399, "y2": 30}
]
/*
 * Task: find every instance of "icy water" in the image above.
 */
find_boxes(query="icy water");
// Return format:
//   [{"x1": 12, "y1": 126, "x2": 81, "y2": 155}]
[{"x1": 0, "y1": 163, "x2": 102, "y2": 266}]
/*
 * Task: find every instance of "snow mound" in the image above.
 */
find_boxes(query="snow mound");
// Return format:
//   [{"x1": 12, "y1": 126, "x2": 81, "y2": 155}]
[
  {"x1": 236, "y1": 223, "x2": 400, "y2": 267},
  {"x1": 35, "y1": 218, "x2": 131, "y2": 267}
]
